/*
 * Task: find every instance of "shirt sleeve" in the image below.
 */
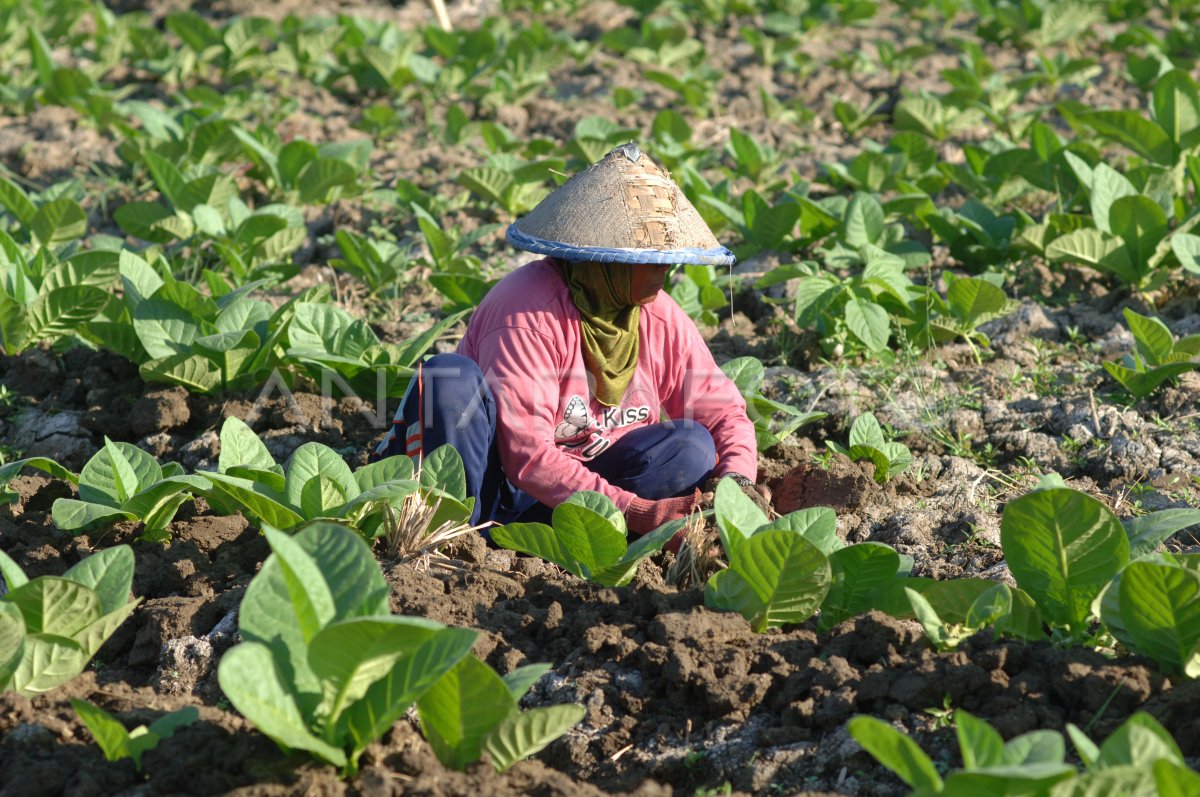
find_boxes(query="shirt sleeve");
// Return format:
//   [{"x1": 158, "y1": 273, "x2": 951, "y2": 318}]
[
  {"x1": 475, "y1": 325, "x2": 640, "y2": 511},
  {"x1": 658, "y1": 305, "x2": 759, "y2": 482}
]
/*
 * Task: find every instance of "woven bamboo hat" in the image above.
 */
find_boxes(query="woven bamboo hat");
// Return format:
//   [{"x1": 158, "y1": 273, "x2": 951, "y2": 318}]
[{"x1": 506, "y1": 144, "x2": 735, "y2": 266}]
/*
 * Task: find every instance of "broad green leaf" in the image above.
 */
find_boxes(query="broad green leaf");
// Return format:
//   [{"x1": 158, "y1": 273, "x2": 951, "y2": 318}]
[
  {"x1": 0, "y1": 602, "x2": 26, "y2": 688},
  {"x1": 0, "y1": 176, "x2": 36, "y2": 226},
  {"x1": 353, "y1": 456, "x2": 414, "y2": 491},
  {"x1": 78, "y1": 441, "x2": 161, "y2": 506},
  {"x1": 0, "y1": 549, "x2": 28, "y2": 591},
  {"x1": 202, "y1": 473, "x2": 304, "y2": 530},
  {"x1": 27, "y1": 286, "x2": 108, "y2": 339},
  {"x1": 848, "y1": 715, "x2": 943, "y2": 792},
  {"x1": 844, "y1": 193, "x2": 885, "y2": 247},
  {"x1": 139, "y1": 353, "x2": 224, "y2": 393},
  {"x1": 1125, "y1": 509, "x2": 1200, "y2": 561},
  {"x1": 906, "y1": 587, "x2": 950, "y2": 648},
  {"x1": 589, "y1": 518, "x2": 682, "y2": 587},
  {"x1": 551, "y1": 495, "x2": 627, "y2": 575},
  {"x1": 1104, "y1": 361, "x2": 1197, "y2": 399},
  {"x1": 297, "y1": 158, "x2": 357, "y2": 204},
  {"x1": 1172, "y1": 233, "x2": 1200, "y2": 275},
  {"x1": 30, "y1": 198, "x2": 87, "y2": 247},
  {"x1": 218, "y1": 416, "x2": 276, "y2": 472},
  {"x1": 309, "y1": 615, "x2": 446, "y2": 722},
  {"x1": 1110, "y1": 195, "x2": 1167, "y2": 270},
  {"x1": 1154, "y1": 759, "x2": 1200, "y2": 797},
  {"x1": 721, "y1": 530, "x2": 830, "y2": 632},
  {"x1": 1001, "y1": 487, "x2": 1128, "y2": 630},
  {"x1": 284, "y1": 443, "x2": 358, "y2": 513},
  {"x1": 845, "y1": 298, "x2": 890, "y2": 351},
  {"x1": 418, "y1": 445, "x2": 468, "y2": 503},
  {"x1": 500, "y1": 663, "x2": 551, "y2": 702},
  {"x1": 1089, "y1": 164, "x2": 1136, "y2": 234},
  {"x1": 849, "y1": 413, "x2": 887, "y2": 449},
  {"x1": 947, "y1": 277, "x2": 1009, "y2": 328},
  {"x1": 299, "y1": 475, "x2": 349, "y2": 519},
  {"x1": 956, "y1": 710, "x2": 1005, "y2": 769},
  {"x1": 1116, "y1": 560, "x2": 1200, "y2": 674},
  {"x1": 417, "y1": 655, "x2": 515, "y2": 771},
  {"x1": 489, "y1": 522, "x2": 583, "y2": 577},
  {"x1": 6, "y1": 577, "x2": 102, "y2": 638},
  {"x1": 71, "y1": 699, "x2": 135, "y2": 764},
  {"x1": 10, "y1": 633, "x2": 90, "y2": 695},
  {"x1": 1002, "y1": 729, "x2": 1066, "y2": 765},
  {"x1": 61, "y1": 546, "x2": 134, "y2": 615},
  {"x1": 720, "y1": 357, "x2": 765, "y2": 394},
  {"x1": 482, "y1": 704, "x2": 586, "y2": 773},
  {"x1": 50, "y1": 499, "x2": 132, "y2": 532},
  {"x1": 0, "y1": 457, "x2": 77, "y2": 506},
  {"x1": 1082, "y1": 110, "x2": 1176, "y2": 165},
  {"x1": 1123, "y1": 308, "x2": 1175, "y2": 367},
  {"x1": 760, "y1": 507, "x2": 840, "y2": 555},
  {"x1": 133, "y1": 296, "x2": 201, "y2": 359},
  {"x1": 217, "y1": 642, "x2": 347, "y2": 767},
  {"x1": 1096, "y1": 712, "x2": 1182, "y2": 768},
  {"x1": 821, "y1": 543, "x2": 901, "y2": 629},
  {"x1": 714, "y1": 477, "x2": 766, "y2": 559},
  {"x1": 1046, "y1": 228, "x2": 1134, "y2": 281},
  {"x1": 263, "y1": 527, "x2": 336, "y2": 644},
  {"x1": 1152, "y1": 70, "x2": 1200, "y2": 147}
]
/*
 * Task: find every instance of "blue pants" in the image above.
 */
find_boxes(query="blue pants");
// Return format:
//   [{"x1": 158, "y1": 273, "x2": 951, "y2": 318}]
[{"x1": 374, "y1": 353, "x2": 717, "y2": 526}]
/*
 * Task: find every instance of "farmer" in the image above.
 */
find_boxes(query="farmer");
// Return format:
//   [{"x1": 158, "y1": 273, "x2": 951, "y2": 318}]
[{"x1": 374, "y1": 144, "x2": 765, "y2": 536}]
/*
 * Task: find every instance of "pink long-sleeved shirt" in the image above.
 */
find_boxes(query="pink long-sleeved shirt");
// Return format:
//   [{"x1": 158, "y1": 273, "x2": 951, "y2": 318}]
[{"x1": 458, "y1": 258, "x2": 757, "y2": 511}]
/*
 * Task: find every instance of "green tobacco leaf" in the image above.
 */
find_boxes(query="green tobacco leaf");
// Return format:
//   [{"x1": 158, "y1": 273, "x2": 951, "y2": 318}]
[
  {"x1": 0, "y1": 176, "x2": 36, "y2": 226},
  {"x1": 489, "y1": 522, "x2": 583, "y2": 577},
  {"x1": 1104, "y1": 361, "x2": 1197, "y2": 399},
  {"x1": 947, "y1": 277, "x2": 1009, "y2": 328},
  {"x1": 1151, "y1": 70, "x2": 1200, "y2": 147},
  {"x1": 500, "y1": 663, "x2": 551, "y2": 702},
  {"x1": 1001, "y1": 487, "x2": 1128, "y2": 631},
  {"x1": 217, "y1": 642, "x2": 347, "y2": 767},
  {"x1": 79, "y1": 441, "x2": 161, "y2": 506},
  {"x1": 263, "y1": 527, "x2": 336, "y2": 644},
  {"x1": 30, "y1": 198, "x2": 87, "y2": 247},
  {"x1": 849, "y1": 413, "x2": 886, "y2": 449},
  {"x1": 133, "y1": 296, "x2": 202, "y2": 359},
  {"x1": 240, "y1": 523, "x2": 390, "y2": 700},
  {"x1": 483, "y1": 704, "x2": 586, "y2": 773},
  {"x1": 1116, "y1": 560, "x2": 1200, "y2": 674},
  {"x1": 353, "y1": 456, "x2": 414, "y2": 491},
  {"x1": 725, "y1": 529, "x2": 830, "y2": 632},
  {"x1": 139, "y1": 353, "x2": 223, "y2": 392},
  {"x1": 821, "y1": 543, "x2": 901, "y2": 629},
  {"x1": 1046, "y1": 228, "x2": 1135, "y2": 283},
  {"x1": 297, "y1": 158, "x2": 357, "y2": 204},
  {"x1": 203, "y1": 473, "x2": 304, "y2": 530},
  {"x1": 1096, "y1": 712, "x2": 1182, "y2": 769},
  {"x1": 1082, "y1": 109, "x2": 1176, "y2": 165},
  {"x1": 1110, "y1": 195, "x2": 1167, "y2": 271},
  {"x1": 590, "y1": 519, "x2": 681, "y2": 588},
  {"x1": 418, "y1": 655, "x2": 515, "y2": 771},
  {"x1": 336, "y1": 624, "x2": 477, "y2": 762},
  {"x1": 1089, "y1": 163, "x2": 1136, "y2": 234},
  {"x1": 71, "y1": 698, "x2": 134, "y2": 764},
  {"x1": 845, "y1": 297, "x2": 890, "y2": 351},
  {"x1": 848, "y1": 715, "x2": 943, "y2": 792},
  {"x1": 0, "y1": 457, "x2": 77, "y2": 505},
  {"x1": 284, "y1": 443, "x2": 358, "y2": 514},
  {"x1": 1154, "y1": 759, "x2": 1200, "y2": 797},
  {"x1": 51, "y1": 499, "x2": 131, "y2": 532},
  {"x1": 0, "y1": 549, "x2": 28, "y2": 591},
  {"x1": 10, "y1": 632, "x2": 90, "y2": 696},
  {"x1": 1125, "y1": 509, "x2": 1200, "y2": 561},
  {"x1": 0, "y1": 602, "x2": 26, "y2": 688},
  {"x1": 61, "y1": 546, "x2": 134, "y2": 615},
  {"x1": 720, "y1": 356, "x2": 765, "y2": 394},
  {"x1": 1123, "y1": 308, "x2": 1175, "y2": 367},
  {"x1": 844, "y1": 193, "x2": 885, "y2": 247},
  {"x1": 7, "y1": 577, "x2": 102, "y2": 638},
  {"x1": 309, "y1": 615, "x2": 447, "y2": 722},
  {"x1": 418, "y1": 445, "x2": 468, "y2": 502},
  {"x1": 28, "y1": 286, "x2": 108, "y2": 340},
  {"x1": 551, "y1": 492, "x2": 627, "y2": 575},
  {"x1": 1172, "y1": 233, "x2": 1200, "y2": 275},
  {"x1": 956, "y1": 710, "x2": 1005, "y2": 769},
  {"x1": 218, "y1": 416, "x2": 276, "y2": 473},
  {"x1": 714, "y1": 478, "x2": 766, "y2": 558},
  {"x1": 760, "y1": 507, "x2": 840, "y2": 555}
]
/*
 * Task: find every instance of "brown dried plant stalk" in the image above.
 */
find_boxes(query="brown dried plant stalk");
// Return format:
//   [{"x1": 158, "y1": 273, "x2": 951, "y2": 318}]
[
  {"x1": 665, "y1": 507, "x2": 726, "y2": 590},
  {"x1": 383, "y1": 490, "x2": 487, "y2": 569}
]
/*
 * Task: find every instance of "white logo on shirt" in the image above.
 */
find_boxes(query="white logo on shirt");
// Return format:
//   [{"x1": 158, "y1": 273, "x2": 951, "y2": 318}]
[{"x1": 553, "y1": 395, "x2": 651, "y2": 459}]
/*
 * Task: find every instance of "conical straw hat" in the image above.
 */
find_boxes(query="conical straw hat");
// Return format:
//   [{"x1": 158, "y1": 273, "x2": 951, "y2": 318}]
[{"x1": 506, "y1": 144, "x2": 735, "y2": 266}]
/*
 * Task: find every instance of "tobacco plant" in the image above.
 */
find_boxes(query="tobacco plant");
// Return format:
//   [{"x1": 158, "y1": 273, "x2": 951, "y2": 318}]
[
  {"x1": 721, "y1": 356, "x2": 826, "y2": 451},
  {"x1": 490, "y1": 491, "x2": 680, "y2": 587},
  {"x1": 216, "y1": 523, "x2": 477, "y2": 776},
  {"x1": 0, "y1": 546, "x2": 140, "y2": 696},
  {"x1": 71, "y1": 700, "x2": 198, "y2": 772},
  {"x1": 1104, "y1": 308, "x2": 1200, "y2": 399},
  {"x1": 51, "y1": 439, "x2": 211, "y2": 541},
  {"x1": 826, "y1": 413, "x2": 913, "y2": 484}
]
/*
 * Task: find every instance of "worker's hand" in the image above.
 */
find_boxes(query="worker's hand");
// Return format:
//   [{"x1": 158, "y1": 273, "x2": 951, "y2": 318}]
[
  {"x1": 625, "y1": 489, "x2": 702, "y2": 535},
  {"x1": 702, "y1": 473, "x2": 772, "y2": 516}
]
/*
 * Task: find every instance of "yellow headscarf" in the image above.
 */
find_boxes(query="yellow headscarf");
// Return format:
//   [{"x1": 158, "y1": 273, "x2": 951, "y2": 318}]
[{"x1": 560, "y1": 261, "x2": 641, "y2": 407}]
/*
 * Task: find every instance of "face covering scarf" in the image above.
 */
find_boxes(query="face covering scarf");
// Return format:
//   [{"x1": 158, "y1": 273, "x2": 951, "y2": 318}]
[{"x1": 560, "y1": 261, "x2": 641, "y2": 407}]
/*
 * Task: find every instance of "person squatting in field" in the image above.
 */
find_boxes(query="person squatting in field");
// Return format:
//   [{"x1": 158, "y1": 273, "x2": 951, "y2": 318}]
[{"x1": 373, "y1": 144, "x2": 770, "y2": 540}]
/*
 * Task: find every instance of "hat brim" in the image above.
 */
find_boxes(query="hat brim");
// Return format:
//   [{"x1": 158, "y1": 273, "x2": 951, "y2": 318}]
[{"x1": 507, "y1": 225, "x2": 736, "y2": 266}]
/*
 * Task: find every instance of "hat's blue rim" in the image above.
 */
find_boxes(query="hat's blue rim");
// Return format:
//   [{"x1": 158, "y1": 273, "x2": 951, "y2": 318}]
[{"x1": 506, "y1": 225, "x2": 736, "y2": 266}]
